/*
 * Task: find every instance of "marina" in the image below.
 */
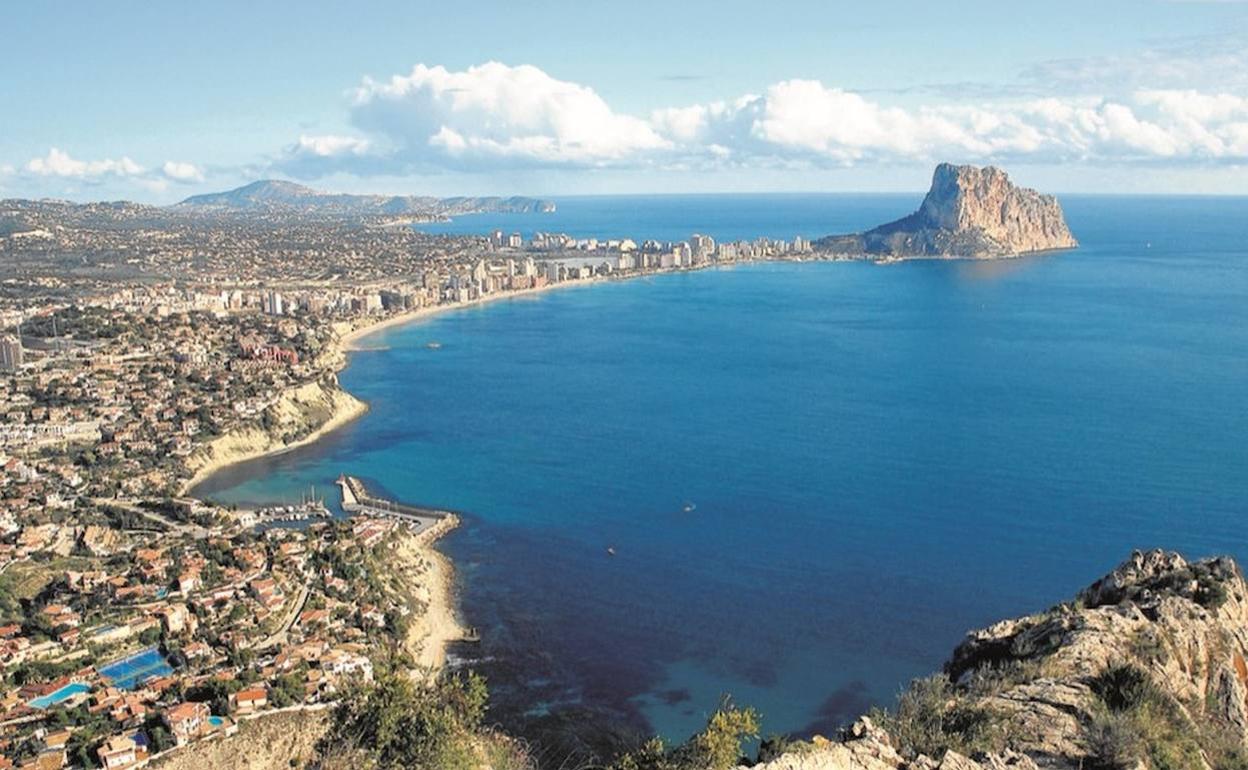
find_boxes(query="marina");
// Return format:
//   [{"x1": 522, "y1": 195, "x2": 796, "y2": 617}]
[{"x1": 337, "y1": 474, "x2": 455, "y2": 536}]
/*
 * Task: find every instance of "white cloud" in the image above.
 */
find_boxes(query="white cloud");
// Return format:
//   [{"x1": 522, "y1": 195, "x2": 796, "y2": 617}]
[
  {"x1": 26, "y1": 148, "x2": 145, "y2": 178},
  {"x1": 352, "y1": 62, "x2": 669, "y2": 165},
  {"x1": 653, "y1": 83, "x2": 1248, "y2": 166},
  {"x1": 273, "y1": 62, "x2": 1248, "y2": 179},
  {"x1": 293, "y1": 134, "x2": 371, "y2": 157},
  {"x1": 161, "y1": 160, "x2": 205, "y2": 183},
  {"x1": 278, "y1": 61, "x2": 670, "y2": 176}
]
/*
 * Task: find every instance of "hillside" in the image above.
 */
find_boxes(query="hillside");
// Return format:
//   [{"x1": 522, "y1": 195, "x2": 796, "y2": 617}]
[
  {"x1": 745, "y1": 549, "x2": 1248, "y2": 770},
  {"x1": 178, "y1": 179, "x2": 556, "y2": 218}
]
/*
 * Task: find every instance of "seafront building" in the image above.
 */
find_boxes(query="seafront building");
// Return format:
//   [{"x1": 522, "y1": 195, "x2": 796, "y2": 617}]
[{"x1": 0, "y1": 335, "x2": 22, "y2": 373}]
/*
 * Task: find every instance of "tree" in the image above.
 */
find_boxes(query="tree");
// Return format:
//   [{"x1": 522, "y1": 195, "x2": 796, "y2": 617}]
[
  {"x1": 320, "y1": 671, "x2": 490, "y2": 770},
  {"x1": 611, "y1": 698, "x2": 759, "y2": 770}
]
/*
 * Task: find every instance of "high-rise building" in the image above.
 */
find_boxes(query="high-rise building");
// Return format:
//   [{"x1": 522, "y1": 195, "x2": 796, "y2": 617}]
[
  {"x1": 263, "y1": 290, "x2": 284, "y2": 316},
  {"x1": 690, "y1": 233, "x2": 715, "y2": 263},
  {"x1": 0, "y1": 335, "x2": 23, "y2": 373}
]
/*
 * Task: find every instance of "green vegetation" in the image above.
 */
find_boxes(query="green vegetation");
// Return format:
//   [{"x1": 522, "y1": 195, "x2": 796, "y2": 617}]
[
  {"x1": 320, "y1": 671, "x2": 491, "y2": 770},
  {"x1": 1086, "y1": 664, "x2": 1207, "y2": 770},
  {"x1": 869, "y1": 674, "x2": 1007, "y2": 759},
  {"x1": 609, "y1": 698, "x2": 760, "y2": 770}
]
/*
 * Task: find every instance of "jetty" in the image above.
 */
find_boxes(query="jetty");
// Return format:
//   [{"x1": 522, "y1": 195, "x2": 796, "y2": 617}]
[{"x1": 336, "y1": 474, "x2": 455, "y2": 536}]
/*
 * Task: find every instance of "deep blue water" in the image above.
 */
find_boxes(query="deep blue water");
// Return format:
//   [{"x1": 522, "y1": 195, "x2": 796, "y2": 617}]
[
  {"x1": 419, "y1": 193, "x2": 924, "y2": 243},
  {"x1": 195, "y1": 194, "x2": 1248, "y2": 756}
]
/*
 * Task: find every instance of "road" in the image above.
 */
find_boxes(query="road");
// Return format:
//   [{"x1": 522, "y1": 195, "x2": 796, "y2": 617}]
[{"x1": 92, "y1": 498, "x2": 210, "y2": 539}]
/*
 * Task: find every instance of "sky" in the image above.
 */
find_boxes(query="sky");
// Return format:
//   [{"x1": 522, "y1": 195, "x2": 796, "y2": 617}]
[{"x1": 2, "y1": 0, "x2": 1247, "y2": 201}]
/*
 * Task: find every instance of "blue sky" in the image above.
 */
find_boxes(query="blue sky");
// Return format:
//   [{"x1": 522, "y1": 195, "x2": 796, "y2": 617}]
[{"x1": 2, "y1": 0, "x2": 1247, "y2": 201}]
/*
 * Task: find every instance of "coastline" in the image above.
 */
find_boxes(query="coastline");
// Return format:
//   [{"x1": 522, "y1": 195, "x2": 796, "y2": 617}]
[
  {"x1": 392, "y1": 515, "x2": 466, "y2": 675},
  {"x1": 186, "y1": 275, "x2": 612, "y2": 496},
  {"x1": 181, "y1": 252, "x2": 936, "y2": 499},
  {"x1": 181, "y1": 381, "x2": 369, "y2": 497},
  {"x1": 337, "y1": 273, "x2": 609, "y2": 352}
]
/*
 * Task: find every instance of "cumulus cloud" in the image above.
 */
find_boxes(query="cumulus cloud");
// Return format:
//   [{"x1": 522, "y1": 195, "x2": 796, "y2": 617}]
[
  {"x1": 272, "y1": 61, "x2": 1248, "y2": 178},
  {"x1": 668, "y1": 84, "x2": 1248, "y2": 166},
  {"x1": 16, "y1": 148, "x2": 210, "y2": 193},
  {"x1": 354, "y1": 62, "x2": 668, "y2": 164},
  {"x1": 278, "y1": 61, "x2": 669, "y2": 176},
  {"x1": 293, "y1": 134, "x2": 371, "y2": 157},
  {"x1": 26, "y1": 148, "x2": 145, "y2": 178},
  {"x1": 161, "y1": 161, "x2": 205, "y2": 183}
]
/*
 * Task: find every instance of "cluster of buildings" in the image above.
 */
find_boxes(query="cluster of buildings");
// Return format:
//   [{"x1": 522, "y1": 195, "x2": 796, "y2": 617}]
[
  {"x1": 0, "y1": 511, "x2": 415, "y2": 769},
  {"x1": 0, "y1": 192, "x2": 842, "y2": 768}
]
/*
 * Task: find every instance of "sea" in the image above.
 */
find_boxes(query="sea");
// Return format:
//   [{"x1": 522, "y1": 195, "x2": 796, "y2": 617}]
[{"x1": 192, "y1": 193, "x2": 1248, "y2": 759}]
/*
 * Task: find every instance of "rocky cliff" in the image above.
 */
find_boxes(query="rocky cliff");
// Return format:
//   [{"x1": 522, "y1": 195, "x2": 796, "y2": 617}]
[
  {"x1": 181, "y1": 377, "x2": 367, "y2": 493},
  {"x1": 749, "y1": 550, "x2": 1248, "y2": 770},
  {"x1": 819, "y1": 164, "x2": 1077, "y2": 259}
]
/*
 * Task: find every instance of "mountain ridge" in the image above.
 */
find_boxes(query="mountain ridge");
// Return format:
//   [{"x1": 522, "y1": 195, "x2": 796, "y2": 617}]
[{"x1": 177, "y1": 179, "x2": 557, "y2": 218}]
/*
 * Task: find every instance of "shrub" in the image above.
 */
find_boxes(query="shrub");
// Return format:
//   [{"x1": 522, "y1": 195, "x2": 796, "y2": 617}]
[
  {"x1": 1087, "y1": 665, "x2": 1205, "y2": 770},
  {"x1": 610, "y1": 698, "x2": 760, "y2": 770},
  {"x1": 869, "y1": 675, "x2": 1006, "y2": 759},
  {"x1": 320, "y1": 670, "x2": 490, "y2": 770},
  {"x1": 1086, "y1": 711, "x2": 1144, "y2": 770},
  {"x1": 1090, "y1": 665, "x2": 1161, "y2": 713}
]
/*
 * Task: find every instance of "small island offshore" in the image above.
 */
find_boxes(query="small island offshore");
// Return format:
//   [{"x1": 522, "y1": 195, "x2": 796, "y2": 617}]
[{"x1": 0, "y1": 163, "x2": 1240, "y2": 770}]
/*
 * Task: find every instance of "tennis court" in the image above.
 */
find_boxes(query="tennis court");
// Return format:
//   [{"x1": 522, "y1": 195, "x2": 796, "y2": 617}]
[{"x1": 98, "y1": 647, "x2": 174, "y2": 689}]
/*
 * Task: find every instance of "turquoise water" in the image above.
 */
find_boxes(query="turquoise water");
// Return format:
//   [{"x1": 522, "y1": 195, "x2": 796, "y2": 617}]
[
  {"x1": 195, "y1": 195, "x2": 1248, "y2": 757},
  {"x1": 28, "y1": 682, "x2": 90, "y2": 709}
]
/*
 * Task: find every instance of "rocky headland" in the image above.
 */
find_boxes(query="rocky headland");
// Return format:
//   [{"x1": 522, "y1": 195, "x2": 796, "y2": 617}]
[
  {"x1": 746, "y1": 549, "x2": 1248, "y2": 770},
  {"x1": 819, "y1": 164, "x2": 1078, "y2": 259}
]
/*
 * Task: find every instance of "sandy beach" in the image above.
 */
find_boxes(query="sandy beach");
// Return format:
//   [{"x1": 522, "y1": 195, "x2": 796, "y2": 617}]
[
  {"x1": 180, "y1": 381, "x2": 368, "y2": 496},
  {"x1": 391, "y1": 516, "x2": 465, "y2": 675},
  {"x1": 184, "y1": 276, "x2": 610, "y2": 496},
  {"x1": 337, "y1": 274, "x2": 606, "y2": 352}
]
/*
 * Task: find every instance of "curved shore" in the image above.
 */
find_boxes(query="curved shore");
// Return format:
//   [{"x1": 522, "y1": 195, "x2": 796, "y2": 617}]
[
  {"x1": 185, "y1": 276, "x2": 608, "y2": 499},
  {"x1": 181, "y1": 380, "x2": 368, "y2": 497}
]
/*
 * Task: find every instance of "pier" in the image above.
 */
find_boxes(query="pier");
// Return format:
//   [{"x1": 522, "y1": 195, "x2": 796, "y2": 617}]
[{"x1": 336, "y1": 474, "x2": 455, "y2": 536}]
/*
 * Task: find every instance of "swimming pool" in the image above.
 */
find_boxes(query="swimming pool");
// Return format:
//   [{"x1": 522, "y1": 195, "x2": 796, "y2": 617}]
[
  {"x1": 98, "y1": 647, "x2": 174, "y2": 689},
  {"x1": 208, "y1": 716, "x2": 224, "y2": 727},
  {"x1": 28, "y1": 682, "x2": 90, "y2": 709}
]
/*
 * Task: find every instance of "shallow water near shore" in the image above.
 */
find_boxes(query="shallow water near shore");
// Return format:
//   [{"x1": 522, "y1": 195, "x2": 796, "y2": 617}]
[{"x1": 193, "y1": 194, "x2": 1248, "y2": 750}]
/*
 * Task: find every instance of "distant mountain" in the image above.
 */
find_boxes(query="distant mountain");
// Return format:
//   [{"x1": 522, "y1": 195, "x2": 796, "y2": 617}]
[
  {"x1": 819, "y1": 163, "x2": 1077, "y2": 258},
  {"x1": 177, "y1": 180, "x2": 556, "y2": 219}
]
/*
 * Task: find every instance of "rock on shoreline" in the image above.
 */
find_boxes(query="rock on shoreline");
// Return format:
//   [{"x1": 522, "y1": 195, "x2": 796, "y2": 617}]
[
  {"x1": 745, "y1": 549, "x2": 1248, "y2": 770},
  {"x1": 182, "y1": 377, "x2": 367, "y2": 494},
  {"x1": 819, "y1": 163, "x2": 1078, "y2": 259}
]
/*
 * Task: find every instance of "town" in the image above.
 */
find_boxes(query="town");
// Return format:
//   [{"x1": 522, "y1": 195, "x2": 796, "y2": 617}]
[{"x1": 0, "y1": 199, "x2": 826, "y2": 769}]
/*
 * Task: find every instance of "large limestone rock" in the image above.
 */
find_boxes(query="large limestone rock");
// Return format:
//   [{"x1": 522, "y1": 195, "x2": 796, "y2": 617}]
[{"x1": 819, "y1": 164, "x2": 1077, "y2": 258}]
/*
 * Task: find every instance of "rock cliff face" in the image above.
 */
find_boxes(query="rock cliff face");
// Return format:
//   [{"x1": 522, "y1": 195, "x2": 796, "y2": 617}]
[
  {"x1": 819, "y1": 164, "x2": 1077, "y2": 258},
  {"x1": 747, "y1": 550, "x2": 1248, "y2": 770},
  {"x1": 181, "y1": 377, "x2": 367, "y2": 493}
]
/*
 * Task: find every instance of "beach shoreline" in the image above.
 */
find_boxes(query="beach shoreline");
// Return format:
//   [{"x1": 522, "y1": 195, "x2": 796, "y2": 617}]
[
  {"x1": 185, "y1": 276, "x2": 612, "y2": 497},
  {"x1": 337, "y1": 273, "x2": 608, "y2": 351},
  {"x1": 392, "y1": 515, "x2": 466, "y2": 675},
  {"x1": 180, "y1": 382, "x2": 369, "y2": 497}
]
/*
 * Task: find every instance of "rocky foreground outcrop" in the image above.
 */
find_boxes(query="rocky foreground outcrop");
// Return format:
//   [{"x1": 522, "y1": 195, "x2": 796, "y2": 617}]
[
  {"x1": 819, "y1": 164, "x2": 1077, "y2": 259},
  {"x1": 748, "y1": 550, "x2": 1248, "y2": 770}
]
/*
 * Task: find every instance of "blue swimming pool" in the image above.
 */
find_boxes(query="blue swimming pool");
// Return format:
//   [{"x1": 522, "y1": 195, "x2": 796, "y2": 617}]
[
  {"x1": 28, "y1": 682, "x2": 90, "y2": 709},
  {"x1": 208, "y1": 716, "x2": 224, "y2": 727},
  {"x1": 98, "y1": 647, "x2": 174, "y2": 689}
]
